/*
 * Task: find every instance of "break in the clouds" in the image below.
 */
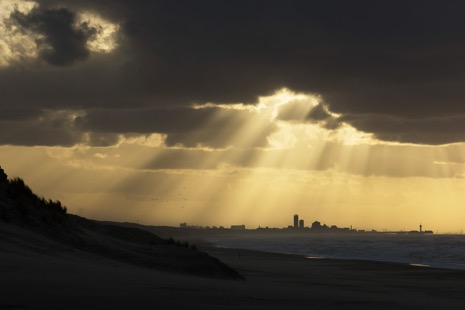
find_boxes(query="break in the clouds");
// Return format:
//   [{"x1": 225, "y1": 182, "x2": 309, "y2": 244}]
[
  {"x1": 0, "y1": 89, "x2": 370, "y2": 149},
  {"x1": 2, "y1": 0, "x2": 465, "y2": 145}
]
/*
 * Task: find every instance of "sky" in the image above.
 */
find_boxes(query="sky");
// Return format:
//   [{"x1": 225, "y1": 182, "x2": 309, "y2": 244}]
[{"x1": 2, "y1": 0, "x2": 465, "y2": 232}]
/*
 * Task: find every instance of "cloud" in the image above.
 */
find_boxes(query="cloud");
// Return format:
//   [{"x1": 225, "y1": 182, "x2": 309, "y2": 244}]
[
  {"x1": 0, "y1": 109, "x2": 83, "y2": 146},
  {"x1": 1, "y1": 0, "x2": 119, "y2": 67},
  {"x1": 342, "y1": 114, "x2": 465, "y2": 145},
  {"x1": 2, "y1": 86, "x2": 461, "y2": 152},
  {"x1": 12, "y1": 7, "x2": 94, "y2": 66},
  {"x1": 275, "y1": 95, "x2": 342, "y2": 130},
  {"x1": 36, "y1": 137, "x2": 465, "y2": 179},
  {"x1": 0, "y1": 107, "x2": 42, "y2": 121},
  {"x1": 0, "y1": 0, "x2": 38, "y2": 67},
  {"x1": 76, "y1": 105, "x2": 277, "y2": 148},
  {"x1": 1, "y1": 1, "x2": 465, "y2": 145}
]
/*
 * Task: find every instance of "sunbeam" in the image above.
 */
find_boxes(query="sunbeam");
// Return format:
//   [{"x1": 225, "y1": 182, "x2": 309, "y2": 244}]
[{"x1": 3, "y1": 88, "x2": 465, "y2": 231}]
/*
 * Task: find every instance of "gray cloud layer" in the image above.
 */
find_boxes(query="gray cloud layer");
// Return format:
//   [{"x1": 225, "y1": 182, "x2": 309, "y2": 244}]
[
  {"x1": 2, "y1": 0, "x2": 465, "y2": 145},
  {"x1": 78, "y1": 107, "x2": 276, "y2": 148}
]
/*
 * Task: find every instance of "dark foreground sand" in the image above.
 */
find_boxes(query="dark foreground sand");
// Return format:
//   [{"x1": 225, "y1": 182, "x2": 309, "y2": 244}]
[{"x1": 3, "y1": 241, "x2": 465, "y2": 310}]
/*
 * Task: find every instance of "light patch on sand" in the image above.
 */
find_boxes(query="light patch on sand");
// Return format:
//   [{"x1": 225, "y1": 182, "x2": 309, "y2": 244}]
[{"x1": 410, "y1": 263, "x2": 430, "y2": 268}]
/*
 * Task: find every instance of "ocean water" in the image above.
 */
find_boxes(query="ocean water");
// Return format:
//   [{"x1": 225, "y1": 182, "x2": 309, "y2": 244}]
[{"x1": 210, "y1": 234, "x2": 465, "y2": 270}]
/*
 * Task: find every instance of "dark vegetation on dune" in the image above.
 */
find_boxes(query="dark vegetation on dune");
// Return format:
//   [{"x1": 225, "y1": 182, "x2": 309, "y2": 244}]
[{"x1": 0, "y1": 177, "x2": 243, "y2": 280}]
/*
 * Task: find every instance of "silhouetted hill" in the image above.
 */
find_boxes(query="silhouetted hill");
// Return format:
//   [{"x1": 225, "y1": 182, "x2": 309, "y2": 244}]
[{"x1": 0, "y1": 173, "x2": 242, "y2": 280}]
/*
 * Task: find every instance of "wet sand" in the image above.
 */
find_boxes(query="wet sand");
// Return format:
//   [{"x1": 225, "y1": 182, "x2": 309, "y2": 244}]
[{"x1": 3, "y1": 241, "x2": 465, "y2": 309}]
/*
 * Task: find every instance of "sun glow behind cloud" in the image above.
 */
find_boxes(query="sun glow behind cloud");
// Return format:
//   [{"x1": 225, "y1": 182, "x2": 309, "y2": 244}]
[{"x1": 2, "y1": 89, "x2": 465, "y2": 232}]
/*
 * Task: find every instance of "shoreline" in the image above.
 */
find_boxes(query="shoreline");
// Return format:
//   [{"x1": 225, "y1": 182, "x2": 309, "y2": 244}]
[
  {"x1": 187, "y1": 234, "x2": 465, "y2": 272},
  {"x1": 202, "y1": 243, "x2": 465, "y2": 309},
  {"x1": 109, "y1": 222, "x2": 465, "y2": 272},
  {"x1": 3, "y1": 229, "x2": 465, "y2": 309},
  {"x1": 207, "y1": 244, "x2": 464, "y2": 272},
  {"x1": 204, "y1": 244, "x2": 444, "y2": 271}
]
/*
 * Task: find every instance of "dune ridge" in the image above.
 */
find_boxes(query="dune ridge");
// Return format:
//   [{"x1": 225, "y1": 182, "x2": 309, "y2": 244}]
[{"x1": 0, "y1": 175, "x2": 242, "y2": 280}]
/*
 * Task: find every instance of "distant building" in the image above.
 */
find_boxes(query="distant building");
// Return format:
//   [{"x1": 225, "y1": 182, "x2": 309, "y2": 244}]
[
  {"x1": 179, "y1": 223, "x2": 201, "y2": 229},
  {"x1": 294, "y1": 214, "x2": 299, "y2": 228},
  {"x1": 230, "y1": 225, "x2": 246, "y2": 230},
  {"x1": 299, "y1": 219, "x2": 304, "y2": 229},
  {"x1": 311, "y1": 221, "x2": 322, "y2": 230}
]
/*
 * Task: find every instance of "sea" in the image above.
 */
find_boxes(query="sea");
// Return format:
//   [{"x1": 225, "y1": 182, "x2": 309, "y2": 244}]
[{"x1": 210, "y1": 234, "x2": 465, "y2": 270}]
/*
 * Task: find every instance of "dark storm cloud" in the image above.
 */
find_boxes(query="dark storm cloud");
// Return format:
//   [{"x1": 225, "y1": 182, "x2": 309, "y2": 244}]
[
  {"x1": 342, "y1": 114, "x2": 465, "y2": 145},
  {"x1": 0, "y1": 110, "x2": 82, "y2": 146},
  {"x1": 0, "y1": 108, "x2": 42, "y2": 121},
  {"x1": 11, "y1": 6, "x2": 97, "y2": 66},
  {"x1": 306, "y1": 104, "x2": 333, "y2": 122},
  {"x1": 76, "y1": 108, "x2": 215, "y2": 134},
  {"x1": 77, "y1": 107, "x2": 276, "y2": 148},
  {"x1": 3, "y1": 0, "x2": 465, "y2": 145},
  {"x1": 86, "y1": 132, "x2": 121, "y2": 147},
  {"x1": 108, "y1": 0, "x2": 465, "y2": 112}
]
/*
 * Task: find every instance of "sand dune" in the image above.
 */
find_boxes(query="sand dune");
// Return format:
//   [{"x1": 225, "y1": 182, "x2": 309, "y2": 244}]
[
  {"x1": 2, "y1": 178, "x2": 465, "y2": 309},
  {"x1": 3, "y1": 231, "x2": 465, "y2": 309},
  {"x1": 0, "y1": 177, "x2": 242, "y2": 280}
]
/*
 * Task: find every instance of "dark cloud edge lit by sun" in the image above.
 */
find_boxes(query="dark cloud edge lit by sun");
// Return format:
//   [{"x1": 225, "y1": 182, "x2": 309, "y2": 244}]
[
  {"x1": 3, "y1": 0, "x2": 465, "y2": 230},
  {"x1": 3, "y1": 0, "x2": 465, "y2": 147}
]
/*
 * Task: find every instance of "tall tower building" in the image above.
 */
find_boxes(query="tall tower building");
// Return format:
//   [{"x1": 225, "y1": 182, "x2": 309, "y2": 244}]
[
  {"x1": 294, "y1": 214, "x2": 299, "y2": 228},
  {"x1": 299, "y1": 219, "x2": 304, "y2": 229}
]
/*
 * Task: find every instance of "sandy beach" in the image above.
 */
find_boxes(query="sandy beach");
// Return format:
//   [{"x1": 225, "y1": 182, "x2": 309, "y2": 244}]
[{"x1": 3, "y1": 233, "x2": 465, "y2": 310}]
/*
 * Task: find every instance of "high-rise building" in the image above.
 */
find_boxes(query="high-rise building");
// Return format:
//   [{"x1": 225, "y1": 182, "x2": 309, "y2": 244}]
[
  {"x1": 294, "y1": 214, "x2": 299, "y2": 228},
  {"x1": 299, "y1": 219, "x2": 304, "y2": 229}
]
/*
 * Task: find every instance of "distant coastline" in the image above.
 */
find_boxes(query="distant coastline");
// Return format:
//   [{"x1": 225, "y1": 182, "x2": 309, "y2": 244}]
[
  {"x1": 179, "y1": 213, "x2": 434, "y2": 235},
  {"x1": 177, "y1": 225, "x2": 434, "y2": 235},
  {"x1": 110, "y1": 222, "x2": 465, "y2": 271},
  {"x1": 178, "y1": 218, "x2": 434, "y2": 235}
]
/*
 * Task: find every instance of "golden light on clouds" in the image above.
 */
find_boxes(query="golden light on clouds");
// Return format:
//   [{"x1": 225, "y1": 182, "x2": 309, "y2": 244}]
[
  {"x1": 2, "y1": 0, "x2": 465, "y2": 243},
  {"x1": 76, "y1": 11, "x2": 119, "y2": 53},
  {"x1": 2, "y1": 89, "x2": 465, "y2": 232},
  {"x1": 194, "y1": 88, "x2": 377, "y2": 150},
  {"x1": 0, "y1": 0, "x2": 119, "y2": 68},
  {"x1": 0, "y1": 0, "x2": 39, "y2": 67}
]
